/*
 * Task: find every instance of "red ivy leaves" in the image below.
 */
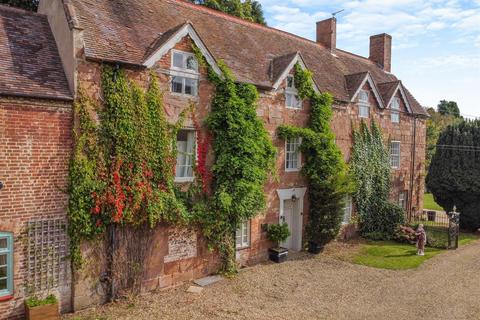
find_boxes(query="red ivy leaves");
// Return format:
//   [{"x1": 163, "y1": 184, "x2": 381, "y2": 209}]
[{"x1": 192, "y1": 111, "x2": 212, "y2": 194}]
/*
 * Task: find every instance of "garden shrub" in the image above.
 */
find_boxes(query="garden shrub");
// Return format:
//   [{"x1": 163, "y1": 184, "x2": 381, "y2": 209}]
[{"x1": 266, "y1": 223, "x2": 291, "y2": 248}]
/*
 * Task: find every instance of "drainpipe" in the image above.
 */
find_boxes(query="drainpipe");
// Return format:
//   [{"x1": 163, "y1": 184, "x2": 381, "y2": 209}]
[{"x1": 408, "y1": 115, "x2": 418, "y2": 221}]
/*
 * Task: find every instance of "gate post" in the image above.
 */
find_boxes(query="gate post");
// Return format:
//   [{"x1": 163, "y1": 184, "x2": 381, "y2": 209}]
[{"x1": 447, "y1": 207, "x2": 460, "y2": 249}]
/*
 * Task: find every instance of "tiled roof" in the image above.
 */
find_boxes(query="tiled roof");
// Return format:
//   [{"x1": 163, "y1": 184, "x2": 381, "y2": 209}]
[
  {"x1": 68, "y1": 0, "x2": 426, "y2": 115},
  {"x1": 378, "y1": 81, "x2": 400, "y2": 107},
  {"x1": 345, "y1": 72, "x2": 369, "y2": 100},
  {"x1": 271, "y1": 52, "x2": 299, "y2": 85},
  {"x1": 0, "y1": 5, "x2": 72, "y2": 101}
]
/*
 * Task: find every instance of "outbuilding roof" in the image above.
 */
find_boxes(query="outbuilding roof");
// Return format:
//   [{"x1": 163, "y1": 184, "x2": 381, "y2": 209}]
[{"x1": 0, "y1": 5, "x2": 72, "y2": 101}]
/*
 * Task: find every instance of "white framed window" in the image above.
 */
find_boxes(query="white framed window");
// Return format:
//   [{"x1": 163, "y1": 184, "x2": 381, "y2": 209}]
[
  {"x1": 391, "y1": 97, "x2": 400, "y2": 123},
  {"x1": 390, "y1": 141, "x2": 401, "y2": 169},
  {"x1": 170, "y1": 50, "x2": 199, "y2": 96},
  {"x1": 236, "y1": 220, "x2": 251, "y2": 249},
  {"x1": 285, "y1": 76, "x2": 302, "y2": 109},
  {"x1": 399, "y1": 191, "x2": 407, "y2": 210},
  {"x1": 175, "y1": 129, "x2": 196, "y2": 182},
  {"x1": 342, "y1": 196, "x2": 353, "y2": 224},
  {"x1": 0, "y1": 232, "x2": 13, "y2": 298},
  {"x1": 358, "y1": 89, "x2": 370, "y2": 118},
  {"x1": 285, "y1": 137, "x2": 302, "y2": 171}
]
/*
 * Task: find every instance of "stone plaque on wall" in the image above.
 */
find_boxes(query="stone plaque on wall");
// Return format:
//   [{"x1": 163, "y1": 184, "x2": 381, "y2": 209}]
[{"x1": 164, "y1": 228, "x2": 197, "y2": 263}]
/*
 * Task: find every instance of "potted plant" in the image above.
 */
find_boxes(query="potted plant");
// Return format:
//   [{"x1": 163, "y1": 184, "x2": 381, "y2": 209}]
[
  {"x1": 25, "y1": 294, "x2": 60, "y2": 320},
  {"x1": 267, "y1": 223, "x2": 291, "y2": 263}
]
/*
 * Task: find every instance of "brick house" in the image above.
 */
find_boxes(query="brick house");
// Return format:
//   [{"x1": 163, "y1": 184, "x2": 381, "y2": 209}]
[
  {"x1": 0, "y1": 5, "x2": 73, "y2": 319},
  {"x1": 0, "y1": 0, "x2": 428, "y2": 317}
]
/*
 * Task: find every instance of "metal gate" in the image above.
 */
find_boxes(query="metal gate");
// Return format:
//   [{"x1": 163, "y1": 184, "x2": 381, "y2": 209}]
[{"x1": 411, "y1": 208, "x2": 460, "y2": 249}]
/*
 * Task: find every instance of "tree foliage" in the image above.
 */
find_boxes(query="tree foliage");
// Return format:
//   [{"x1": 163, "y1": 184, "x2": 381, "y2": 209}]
[
  {"x1": 426, "y1": 120, "x2": 480, "y2": 231},
  {"x1": 437, "y1": 100, "x2": 461, "y2": 118},
  {"x1": 188, "y1": 0, "x2": 266, "y2": 25},
  {"x1": 0, "y1": 0, "x2": 38, "y2": 11},
  {"x1": 425, "y1": 105, "x2": 462, "y2": 172},
  {"x1": 277, "y1": 64, "x2": 352, "y2": 247},
  {"x1": 350, "y1": 121, "x2": 405, "y2": 239}
]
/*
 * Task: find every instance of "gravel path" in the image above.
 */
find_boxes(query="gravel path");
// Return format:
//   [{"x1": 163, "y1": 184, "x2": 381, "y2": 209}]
[{"x1": 67, "y1": 240, "x2": 480, "y2": 320}]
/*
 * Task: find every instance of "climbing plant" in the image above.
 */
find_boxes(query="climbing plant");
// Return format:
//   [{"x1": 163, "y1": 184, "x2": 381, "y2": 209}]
[
  {"x1": 68, "y1": 67, "x2": 189, "y2": 268},
  {"x1": 189, "y1": 48, "x2": 276, "y2": 273},
  {"x1": 277, "y1": 64, "x2": 352, "y2": 248},
  {"x1": 350, "y1": 121, "x2": 405, "y2": 239}
]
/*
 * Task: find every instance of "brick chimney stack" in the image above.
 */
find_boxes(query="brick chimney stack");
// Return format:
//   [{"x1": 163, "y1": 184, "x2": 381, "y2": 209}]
[
  {"x1": 316, "y1": 17, "x2": 336, "y2": 51},
  {"x1": 369, "y1": 33, "x2": 392, "y2": 72}
]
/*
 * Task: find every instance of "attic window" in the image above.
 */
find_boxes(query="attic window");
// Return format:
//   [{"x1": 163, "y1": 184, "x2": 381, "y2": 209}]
[
  {"x1": 171, "y1": 50, "x2": 199, "y2": 96},
  {"x1": 285, "y1": 76, "x2": 302, "y2": 109},
  {"x1": 390, "y1": 97, "x2": 400, "y2": 123},
  {"x1": 358, "y1": 89, "x2": 370, "y2": 118}
]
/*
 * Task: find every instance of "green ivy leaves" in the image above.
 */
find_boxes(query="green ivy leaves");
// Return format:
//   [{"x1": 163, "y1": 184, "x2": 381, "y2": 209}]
[{"x1": 278, "y1": 63, "x2": 352, "y2": 246}]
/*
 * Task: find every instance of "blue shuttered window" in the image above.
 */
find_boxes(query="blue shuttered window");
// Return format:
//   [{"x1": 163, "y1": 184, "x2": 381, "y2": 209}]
[{"x1": 0, "y1": 232, "x2": 13, "y2": 298}]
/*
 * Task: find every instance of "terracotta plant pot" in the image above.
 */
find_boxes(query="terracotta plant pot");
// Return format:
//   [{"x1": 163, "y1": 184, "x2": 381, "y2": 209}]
[
  {"x1": 268, "y1": 247, "x2": 288, "y2": 263},
  {"x1": 25, "y1": 302, "x2": 60, "y2": 320}
]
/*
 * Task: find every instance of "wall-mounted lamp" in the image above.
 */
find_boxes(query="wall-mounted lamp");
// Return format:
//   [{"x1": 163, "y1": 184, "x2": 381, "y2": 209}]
[
  {"x1": 291, "y1": 194, "x2": 297, "y2": 203},
  {"x1": 0, "y1": 181, "x2": 4, "y2": 190}
]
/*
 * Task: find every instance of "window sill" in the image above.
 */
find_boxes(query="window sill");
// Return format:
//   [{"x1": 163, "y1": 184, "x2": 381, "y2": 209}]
[
  {"x1": 0, "y1": 294, "x2": 13, "y2": 302},
  {"x1": 175, "y1": 177, "x2": 195, "y2": 183},
  {"x1": 285, "y1": 106, "x2": 303, "y2": 110},
  {"x1": 285, "y1": 168, "x2": 301, "y2": 173},
  {"x1": 236, "y1": 246, "x2": 251, "y2": 251},
  {"x1": 169, "y1": 92, "x2": 199, "y2": 99}
]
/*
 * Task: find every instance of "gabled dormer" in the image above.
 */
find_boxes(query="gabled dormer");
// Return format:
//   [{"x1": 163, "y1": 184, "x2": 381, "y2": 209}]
[
  {"x1": 270, "y1": 52, "x2": 319, "y2": 110},
  {"x1": 345, "y1": 72, "x2": 384, "y2": 118},
  {"x1": 378, "y1": 81, "x2": 412, "y2": 123}
]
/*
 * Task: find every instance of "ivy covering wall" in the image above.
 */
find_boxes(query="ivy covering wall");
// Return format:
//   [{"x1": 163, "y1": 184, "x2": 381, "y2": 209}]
[
  {"x1": 350, "y1": 121, "x2": 405, "y2": 239},
  {"x1": 68, "y1": 67, "x2": 189, "y2": 268},
  {"x1": 277, "y1": 64, "x2": 352, "y2": 247},
  {"x1": 189, "y1": 49, "x2": 276, "y2": 273}
]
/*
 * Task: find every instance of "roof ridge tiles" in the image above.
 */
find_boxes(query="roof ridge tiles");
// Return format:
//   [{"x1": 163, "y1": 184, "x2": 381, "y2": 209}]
[
  {"x1": 172, "y1": 0, "x2": 329, "y2": 51},
  {"x1": 335, "y1": 49, "x2": 373, "y2": 64}
]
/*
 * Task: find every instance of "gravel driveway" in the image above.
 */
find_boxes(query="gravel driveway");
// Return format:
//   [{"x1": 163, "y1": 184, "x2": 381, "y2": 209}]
[{"x1": 68, "y1": 240, "x2": 480, "y2": 320}]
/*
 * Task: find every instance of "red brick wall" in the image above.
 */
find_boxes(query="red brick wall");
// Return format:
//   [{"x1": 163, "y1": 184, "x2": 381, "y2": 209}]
[{"x1": 0, "y1": 98, "x2": 72, "y2": 320}]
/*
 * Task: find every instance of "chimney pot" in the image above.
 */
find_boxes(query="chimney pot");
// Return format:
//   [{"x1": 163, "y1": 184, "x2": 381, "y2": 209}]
[
  {"x1": 369, "y1": 33, "x2": 392, "y2": 72},
  {"x1": 316, "y1": 18, "x2": 336, "y2": 51}
]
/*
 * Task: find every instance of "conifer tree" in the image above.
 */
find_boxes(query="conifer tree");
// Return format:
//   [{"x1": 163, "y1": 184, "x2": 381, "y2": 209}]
[{"x1": 426, "y1": 120, "x2": 480, "y2": 230}]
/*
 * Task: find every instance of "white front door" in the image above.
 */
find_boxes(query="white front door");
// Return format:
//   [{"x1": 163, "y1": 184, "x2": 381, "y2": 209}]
[{"x1": 280, "y1": 199, "x2": 302, "y2": 251}]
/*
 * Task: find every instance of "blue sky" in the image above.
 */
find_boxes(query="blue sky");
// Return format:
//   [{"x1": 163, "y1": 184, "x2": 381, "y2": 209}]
[{"x1": 258, "y1": 0, "x2": 480, "y2": 117}]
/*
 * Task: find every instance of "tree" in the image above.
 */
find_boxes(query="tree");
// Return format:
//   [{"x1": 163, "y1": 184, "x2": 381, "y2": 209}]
[
  {"x1": 0, "y1": 0, "x2": 38, "y2": 11},
  {"x1": 425, "y1": 107, "x2": 461, "y2": 171},
  {"x1": 437, "y1": 100, "x2": 460, "y2": 118},
  {"x1": 188, "y1": 0, "x2": 266, "y2": 25},
  {"x1": 426, "y1": 120, "x2": 480, "y2": 231}
]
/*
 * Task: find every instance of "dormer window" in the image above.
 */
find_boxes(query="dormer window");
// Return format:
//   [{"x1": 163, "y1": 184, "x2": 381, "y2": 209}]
[
  {"x1": 171, "y1": 50, "x2": 199, "y2": 96},
  {"x1": 285, "y1": 76, "x2": 302, "y2": 109},
  {"x1": 390, "y1": 97, "x2": 400, "y2": 123},
  {"x1": 358, "y1": 89, "x2": 370, "y2": 118}
]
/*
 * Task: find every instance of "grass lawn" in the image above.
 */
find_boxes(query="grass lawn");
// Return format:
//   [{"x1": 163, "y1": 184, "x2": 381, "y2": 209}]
[
  {"x1": 423, "y1": 193, "x2": 444, "y2": 211},
  {"x1": 352, "y1": 241, "x2": 443, "y2": 270}
]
